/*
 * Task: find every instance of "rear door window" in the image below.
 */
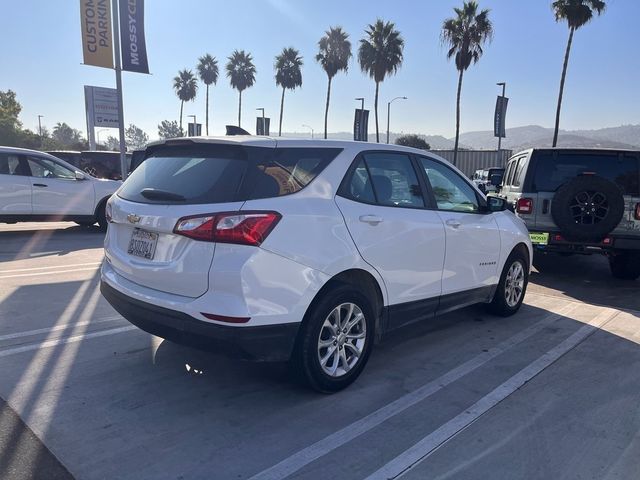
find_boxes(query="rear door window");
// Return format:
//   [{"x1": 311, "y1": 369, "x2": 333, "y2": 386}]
[
  {"x1": 0, "y1": 153, "x2": 21, "y2": 175},
  {"x1": 533, "y1": 152, "x2": 639, "y2": 194},
  {"x1": 362, "y1": 153, "x2": 425, "y2": 208}
]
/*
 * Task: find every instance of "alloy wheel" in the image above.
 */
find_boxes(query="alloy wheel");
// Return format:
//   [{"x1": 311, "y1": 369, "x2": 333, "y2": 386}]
[
  {"x1": 504, "y1": 261, "x2": 525, "y2": 307},
  {"x1": 317, "y1": 303, "x2": 367, "y2": 378}
]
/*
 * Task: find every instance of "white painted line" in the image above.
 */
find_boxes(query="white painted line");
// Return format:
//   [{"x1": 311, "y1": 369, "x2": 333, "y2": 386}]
[
  {"x1": 0, "y1": 262, "x2": 101, "y2": 274},
  {"x1": 0, "y1": 325, "x2": 137, "y2": 358},
  {"x1": 248, "y1": 303, "x2": 580, "y2": 480},
  {"x1": 0, "y1": 315, "x2": 122, "y2": 342},
  {"x1": 365, "y1": 308, "x2": 619, "y2": 480},
  {"x1": 0, "y1": 267, "x2": 100, "y2": 279}
]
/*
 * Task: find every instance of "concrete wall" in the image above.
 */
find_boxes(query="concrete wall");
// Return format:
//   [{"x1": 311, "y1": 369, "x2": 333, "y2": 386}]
[{"x1": 431, "y1": 150, "x2": 513, "y2": 178}]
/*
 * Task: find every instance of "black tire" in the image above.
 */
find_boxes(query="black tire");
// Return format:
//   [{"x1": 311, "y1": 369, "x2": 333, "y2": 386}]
[
  {"x1": 292, "y1": 285, "x2": 375, "y2": 393},
  {"x1": 96, "y1": 202, "x2": 108, "y2": 231},
  {"x1": 609, "y1": 252, "x2": 640, "y2": 280},
  {"x1": 551, "y1": 175, "x2": 625, "y2": 242},
  {"x1": 75, "y1": 220, "x2": 96, "y2": 228},
  {"x1": 487, "y1": 249, "x2": 529, "y2": 316}
]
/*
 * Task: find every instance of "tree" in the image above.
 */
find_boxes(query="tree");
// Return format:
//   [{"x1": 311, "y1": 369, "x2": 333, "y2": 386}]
[
  {"x1": 358, "y1": 20, "x2": 404, "y2": 143},
  {"x1": 551, "y1": 0, "x2": 606, "y2": 147},
  {"x1": 52, "y1": 122, "x2": 83, "y2": 147},
  {"x1": 441, "y1": 1, "x2": 493, "y2": 165},
  {"x1": 395, "y1": 134, "x2": 430, "y2": 150},
  {"x1": 197, "y1": 54, "x2": 219, "y2": 135},
  {"x1": 0, "y1": 90, "x2": 22, "y2": 128},
  {"x1": 125, "y1": 124, "x2": 149, "y2": 150},
  {"x1": 173, "y1": 69, "x2": 198, "y2": 132},
  {"x1": 105, "y1": 136, "x2": 119, "y2": 151},
  {"x1": 274, "y1": 47, "x2": 303, "y2": 137},
  {"x1": 158, "y1": 120, "x2": 183, "y2": 139},
  {"x1": 316, "y1": 27, "x2": 352, "y2": 139},
  {"x1": 226, "y1": 50, "x2": 256, "y2": 128}
]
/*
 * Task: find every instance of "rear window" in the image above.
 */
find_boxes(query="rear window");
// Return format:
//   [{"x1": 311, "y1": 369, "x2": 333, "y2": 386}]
[
  {"x1": 118, "y1": 145, "x2": 341, "y2": 204},
  {"x1": 532, "y1": 152, "x2": 639, "y2": 195}
]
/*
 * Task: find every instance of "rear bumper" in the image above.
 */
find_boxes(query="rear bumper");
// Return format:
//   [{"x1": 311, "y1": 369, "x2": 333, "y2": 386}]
[
  {"x1": 100, "y1": 281, "x2": 299, "y2": 362},
  {"x1": 529, "y1": 231, "x2": 640, "y2": 253}
]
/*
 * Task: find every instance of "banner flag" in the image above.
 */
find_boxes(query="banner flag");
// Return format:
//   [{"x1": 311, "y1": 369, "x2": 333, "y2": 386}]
[
  {"x1": 256, "y1": 117, "x2": 271, "y2": 136},
  {"x1": 119, "y1": 0, "x2": 149, "y2": 73},
  {"x1": 188, "y1": 123, "x2": 202, "y2": 137},
  {"x1": 494, "y1": 96, "x2": 508, "y2": 138},
  {"x1": 80, "y1": 0, "x2": 114, "y2": 69},
  {"x1": 353, "y1": 109, "x2": 369, "y2": 142}
]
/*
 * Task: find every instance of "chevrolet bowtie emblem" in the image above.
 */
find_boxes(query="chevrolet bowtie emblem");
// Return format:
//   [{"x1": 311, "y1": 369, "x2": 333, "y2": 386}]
[{"x1": 127, "y1": 214, "x2": 141, "y2": 224}]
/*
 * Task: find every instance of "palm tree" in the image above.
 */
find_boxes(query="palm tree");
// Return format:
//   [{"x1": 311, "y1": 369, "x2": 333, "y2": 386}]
[
  {"x1": 173, "y1": 69, "x2": 197, "y2": 133},
  {"x1": 358, "y1": 19, "x2": 404, "y2": 143},
  {"x1": 226, "y1": 50, "x2": 256, "y2": 127},
  {"x1": 441, "y1": 1, "x2": 493, "y2": 166},
  {"x1": 551, "y1": 0, "x2": 606, "y2": 147},
  {"x1": 275, "y1": 48, "x2": 303, "y2": 137},
  {"x1": 197, "y1": 54, "x2": 219, "y2": 135},
  {"x1": 316, "y1": 27, "x2": 352, "y2": 139}
]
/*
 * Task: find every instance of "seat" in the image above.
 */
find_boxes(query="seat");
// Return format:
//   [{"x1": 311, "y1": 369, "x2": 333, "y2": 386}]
[
  {"x1": 371, "y1": 174, "x2": 393, "y2": 204},
  {"x1": 13, "y1": 161, "x2": 31, "y2": 176}
]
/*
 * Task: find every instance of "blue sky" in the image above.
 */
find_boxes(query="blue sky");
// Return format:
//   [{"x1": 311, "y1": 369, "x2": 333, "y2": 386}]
[{"x1": 1, "y1": 0, "x2": 638, "y2": 141}]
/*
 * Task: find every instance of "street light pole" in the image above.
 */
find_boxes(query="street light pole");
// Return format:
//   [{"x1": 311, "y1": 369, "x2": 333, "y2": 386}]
[
  {"x1": 302, "y1": 124, "x2": 314, "y2": 139},
  {"x1": 496, "y1": 82, "x2": 506, "y2": 152},
  {"x1": 37, "y1": 115, "x2": 44, "y2": 138},
  {"x1": 256, "y1": 108, "x2": 265, "y2": 135},
  {"x1": 387, "y1": 96, "x2": 407, "y2": 144},
  {"x1": 188, "y1": 115, "x2": 197, "y2": 136}
]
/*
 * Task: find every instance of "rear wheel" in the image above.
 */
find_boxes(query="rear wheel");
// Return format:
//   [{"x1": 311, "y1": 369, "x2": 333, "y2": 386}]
[
  {"x1": 609, "y1": 251, "x2": 640, "y2": 280},
  {"x1": 293, "y1": 285, "x2": 375, "y2": 393},
  {"x1": 487, "y1": 249, "x2": 529, "y2": 316}
]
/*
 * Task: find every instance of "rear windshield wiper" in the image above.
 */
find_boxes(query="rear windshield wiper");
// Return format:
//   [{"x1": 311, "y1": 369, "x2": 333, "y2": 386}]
[{"x1": 140, "y1": 188, "x2": 186, "y2": 201}]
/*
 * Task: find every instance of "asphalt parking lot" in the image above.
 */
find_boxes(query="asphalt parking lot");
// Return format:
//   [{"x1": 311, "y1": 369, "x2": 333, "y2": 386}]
[{"x1": 1, "y1": 222, "x2": 639, "y2": 480}]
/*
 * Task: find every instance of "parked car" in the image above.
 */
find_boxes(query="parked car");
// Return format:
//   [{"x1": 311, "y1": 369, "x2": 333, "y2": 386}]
[
  {"x1": 472, "y1": 167, "x2": 505, "y2": 193},
  {"x1": 100, "y1": 137, "x2": 532, "y2": 392},
  {"x1": 0, "y1": 146, "x2": 119, "y2": 229},
  {"x1": 48, "y1": 150, "x2": 132, "y2": 180},
  {"x1": 495, "y1": 148, "x2": 640, "y2": 280}
]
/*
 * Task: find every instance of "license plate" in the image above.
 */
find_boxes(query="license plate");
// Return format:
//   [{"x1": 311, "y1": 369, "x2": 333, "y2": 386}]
[
  {"x1": 529, "y1": 232, "x2": 549, "y2": 245},
  {"x1": 128, "y1": 228, "x2": 158, "y2": 260}
]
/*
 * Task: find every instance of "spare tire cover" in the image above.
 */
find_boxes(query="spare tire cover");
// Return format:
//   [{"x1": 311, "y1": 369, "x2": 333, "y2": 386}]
[{"x1": 550, "y1": 175, "x2": 624, "y2": 242}]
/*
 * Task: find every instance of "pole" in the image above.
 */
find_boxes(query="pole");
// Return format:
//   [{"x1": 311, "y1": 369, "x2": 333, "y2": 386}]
[
  {"x1": 38, "y1": 115, "x2": 43, "y2": 137},
  {"x1": 112, "y1": 0, "x2": 127, "y2": 180},
  {"x1": 386, "y1": 102, "x2": 391, "y2": 144}
]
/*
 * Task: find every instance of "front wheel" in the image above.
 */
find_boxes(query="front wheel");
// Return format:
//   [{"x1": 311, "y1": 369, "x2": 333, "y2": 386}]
[
  {"x1": 609, "y1": 251, "x2": 640, "y2": 280},
  {"x1": 487, "y1": 250, "x2": 529, "y2": 316},
  {"x1": 293, "y1": 285, "x2": 375, "y2": 393}
]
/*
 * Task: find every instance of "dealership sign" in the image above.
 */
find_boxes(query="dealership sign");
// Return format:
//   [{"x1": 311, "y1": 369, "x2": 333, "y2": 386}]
[
  {"x1": 119, "y1": 0, "x2": 149, "y2": 73},
  {"x1": 80, "y1": 0, "x2": 114, "y2": 69},
  {"x1": 494, "y1": 95, "x2": 508, "y2": 138},
  {"x1": 85, "y1": 86, "x2": 119, "y2": 128}
]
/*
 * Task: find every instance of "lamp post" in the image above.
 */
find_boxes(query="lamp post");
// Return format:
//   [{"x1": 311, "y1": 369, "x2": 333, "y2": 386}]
[
  {"x1": 188, "y1": 115, "x2": 197, "y2": 136},
  {"x1": 355, "y1": 97, "x2": 364, "y2": 111},
  {"x1": 496, "y1": 82, "x2": 506, "y2": 152},
  {"x1": 37, "y1": 115, "x2": 44, "y2": 137},
  {"x1": 302, "y1": 124, "x2": 314, "y2": 139},
  {"x1": 256, "y1": 108, "x2": 265, "y2": 135},
  {"x1": 387, "y1": 96, "x2": 407, "y2": 144}
]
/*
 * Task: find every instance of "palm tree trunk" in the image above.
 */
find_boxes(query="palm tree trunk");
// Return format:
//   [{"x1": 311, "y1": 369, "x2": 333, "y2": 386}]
[
  {"x1": 324, "y1": 76, "x2": 332, "y2": 139},
  {"x1": 238, "y1": 90, "x2": 242, "y2": 127},
  {"x1": 205, "y1": 84, "x2": 210, "y2": 135},
  {"x1": 374, "y1": 81, "x2": 380, "y2": 143},
  {"x1": 453, "y1": 68, "x2": 464, "y2": 166},
  {"x1": 179, "y1": 100, "x2": 184, "y2": 134},
  {"x1": 553, "y1": 27, "x2": 575, "y2": 148},
  {"x1": 279, "y1": 87, "x2": 285, "y2": 137}
]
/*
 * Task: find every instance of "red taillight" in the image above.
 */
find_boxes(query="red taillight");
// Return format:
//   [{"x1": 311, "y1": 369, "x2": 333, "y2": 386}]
[
  {"x1": 635, "y1": 203, "x2": 640, "y2": 220},
  {"x1": 516, "y1": 198, "x2": 534, "y2": 214},
  {"x1": 174, "y1": 211, "x2": 281, "y2": 246},
  {"x1": 553, "y1": 234, "x2": 564, "y2": 242}
]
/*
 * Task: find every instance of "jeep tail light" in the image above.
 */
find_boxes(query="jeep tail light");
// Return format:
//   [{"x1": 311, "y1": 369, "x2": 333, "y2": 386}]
[
  {"x1": 635, "y1": 203, "x2": 640, "y2": 220},
  {"x1": 174, "y1": 211, "x2": 281, "y2": 246},
  {"x1": 516, "y1": 198, "x2": 534, "y2": 214}
]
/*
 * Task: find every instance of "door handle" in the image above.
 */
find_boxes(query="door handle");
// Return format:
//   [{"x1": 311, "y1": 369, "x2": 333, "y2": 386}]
[
  {"x1": 359, "y1": 215, "x2": 383, "y2": 225},
  {"x1": 445, "y1": 219, "x2": 461, "y2": 228},
  {"x1": 33, "y1": 183, "x2": 48, "y2": 188}
]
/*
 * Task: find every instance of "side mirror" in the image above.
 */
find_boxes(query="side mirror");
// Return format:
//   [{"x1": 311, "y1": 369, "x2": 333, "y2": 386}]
[
  {"x1": 486, "y1": 196, "x2": 507, "y2": 212},
  {"x1": 75, "y1": 171, "x2": 87, "y2": 180}
]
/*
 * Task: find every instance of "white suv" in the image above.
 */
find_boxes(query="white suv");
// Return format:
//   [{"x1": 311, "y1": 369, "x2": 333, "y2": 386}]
[
  {"x1": 100, "y1": 137, "x2": 532, "y2": 392},
  {"x1": 0, "y1": 146, "x2": 120, "y2": 229}
]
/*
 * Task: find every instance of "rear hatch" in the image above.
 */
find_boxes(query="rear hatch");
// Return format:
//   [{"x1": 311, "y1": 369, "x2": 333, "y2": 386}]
[{"x1": 105, "y1": 141, "x2": 273, "y2": 298}]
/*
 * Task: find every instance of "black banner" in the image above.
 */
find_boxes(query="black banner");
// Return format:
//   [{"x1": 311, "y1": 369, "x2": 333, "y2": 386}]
[
  {"x1": 188, "y1": 123, "x2": 202, "y2": 137},
  {"x1": 353, "y1": 109, "x2": 369, "y2": 142},
  {"x1": 256, "y1": 117, "x2": 270, "y2": 136},
  {"x1": 119, "y1": 0, "x2": 149, "y2": 73},
  {"x1": 494, "y1": 96, "x2": 508, "y2": 138}
]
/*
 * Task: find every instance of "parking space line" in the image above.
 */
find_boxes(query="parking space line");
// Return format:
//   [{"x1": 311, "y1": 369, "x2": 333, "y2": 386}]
[
  {"x1": 0, "y1": 262, "x2": 102, "y2": 274},
  {"x1": 248, "y1": 303, "x2": 580, "y2": 480},
  {"x1": 0, "y1": 315, "x2": 122, "y2": 342},
  {"x1": 0, "y1": 267, "x2": 100, "y2": 279},
  {"x1": 0, "y1": 326, "x2": 137, "y2": 358},
  {"x1": 364, "y1": 308, "x2": 619, "y2": 480}
]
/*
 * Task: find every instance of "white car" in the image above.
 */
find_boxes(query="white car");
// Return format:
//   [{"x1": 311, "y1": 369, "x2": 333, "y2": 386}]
[
  {"x1": 100, "y1": 137, "x2": 532, "y2": 392},
  {"x1": 0, "y1": 146, "x2": 120, "y2": 229}
]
